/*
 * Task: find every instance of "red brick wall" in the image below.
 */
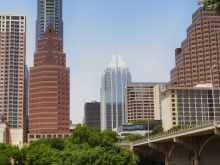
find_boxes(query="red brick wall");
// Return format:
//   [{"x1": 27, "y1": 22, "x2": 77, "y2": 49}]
[{"x1": 29, "y1": 24, "x2": 70, "y2": 134}]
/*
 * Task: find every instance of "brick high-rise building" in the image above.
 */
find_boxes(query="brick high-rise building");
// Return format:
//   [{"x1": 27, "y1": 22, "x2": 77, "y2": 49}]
[
  {"x1": 0, "y1": 14, "x2": 26, "y2": 145},
  {"x1": 28, "y1": 24, "x2": 70, "y2": 142},
  {"x1": 167, "y1": 8, "x2": 220, "y2": 88}
]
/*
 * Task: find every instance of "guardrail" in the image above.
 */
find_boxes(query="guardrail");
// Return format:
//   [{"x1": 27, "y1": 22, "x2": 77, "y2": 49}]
[{"x1": 133, "y1": 122, "x2": 216, "y2": 145}]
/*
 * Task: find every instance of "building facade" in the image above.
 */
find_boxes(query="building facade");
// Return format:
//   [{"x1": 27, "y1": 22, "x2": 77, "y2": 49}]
[
  {"x1": 125, "y1": 82, "x2": 165, "y2": 124},
  {"x1": 0, "y1": 14, "x2": 26, "y2": 145},
  {"x1": 84, "y1": 101, "x2": 100, "y2": 128},
  {"x1": 161, "y1": 86, "x2": 220, "y2": 131},
  {"x1": 36, "y1": 0, "x2": 63, "y2": 51},
  {"x1": 101, "y1": 55, "x2": 132, "y2": 130},
  {"x1": 24, "y1": 65, "x2": 29, "y2": 143},
  {"x1": 28, "y1": 24, "x2": 70, "y2": 142},
  {"x1": 114, "y1": 122, "x2": 159, "y2": 138},
  {"x1": 167, "y1": 8, "x2": 220, "y2": 88},
  {"x1": 154, "y1": 84, "x2": 166, "y2": 120}
]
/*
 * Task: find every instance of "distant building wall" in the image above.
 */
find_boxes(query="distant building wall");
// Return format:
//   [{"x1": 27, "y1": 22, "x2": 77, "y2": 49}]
[
  {"x1": 84, "y1": 101, "x2": 100, "y2": 128},
  {"x1": 125, "y1": 82, "x2": 166, "y2": 124},
  {"x1": 10, "y1": 128, "x2": 23, "y2": 147},
  {"x1": 0, "y1": 123, "x2": 10, "y2": 144}
]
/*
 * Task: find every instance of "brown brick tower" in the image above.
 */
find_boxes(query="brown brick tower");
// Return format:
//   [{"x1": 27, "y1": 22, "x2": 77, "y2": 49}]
[
  {"x1": 167, "y1": 8, "x2": 220, "y2": 88},
  {"x1": 28, "y1": 24, "x2": 70, "y2": 142}
]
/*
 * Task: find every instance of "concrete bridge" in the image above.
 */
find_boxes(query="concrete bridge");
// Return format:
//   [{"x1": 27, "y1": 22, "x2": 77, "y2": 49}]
[{"x1": 120, "y1": 121, "x2": 220, "y2": 165}]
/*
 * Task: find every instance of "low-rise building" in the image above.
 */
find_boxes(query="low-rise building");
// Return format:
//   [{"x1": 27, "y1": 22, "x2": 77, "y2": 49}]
[
  {"x1": 114, "y1": 122, "x2": 160, "y2": 138},
  {"x1": 161, "y1": 86, "x2": 220, "y2": 131},
  {"x1": 0, "y1": 122, "x2": 10, "y2": 144}
]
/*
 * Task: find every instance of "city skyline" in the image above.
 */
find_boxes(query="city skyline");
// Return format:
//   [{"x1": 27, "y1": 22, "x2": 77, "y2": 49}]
[{"x1": 0, "y1": 0, "x2": 200, "y2": 123}]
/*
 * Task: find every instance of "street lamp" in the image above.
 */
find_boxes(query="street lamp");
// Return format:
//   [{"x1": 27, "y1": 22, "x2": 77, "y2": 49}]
[
  {"x1": 147, "y1": 105, "x2": 150, "y2": 141},
  {"x1": 178, "y1": 113, "x2": 182, "y2": 127},
  {"x1": 202, "y1": 103, "x2": 207, "y2": 124},
  {"x1": 210, "y1": 62, "x2": 220, "y2": 121}
]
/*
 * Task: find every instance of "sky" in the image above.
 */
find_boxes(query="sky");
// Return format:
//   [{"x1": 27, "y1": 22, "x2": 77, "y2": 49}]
[{"x1": 0, "y1": 0, "x2": 201, "y2": 124}]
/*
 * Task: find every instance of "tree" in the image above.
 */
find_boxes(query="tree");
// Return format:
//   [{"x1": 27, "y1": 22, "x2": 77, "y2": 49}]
[
  {"x1": 149, "y1": 124, "x2": 163, "y2": 136},
  {"x1": 0, "y1": 126, "x2": 140, "y2": 164},
  {"x1": 68, "y1": 124, "x2": 91, "y2": 144},
  {"x1": 120, "y1": 134, "x2": 143, "y2": 141},
  {"x1": 0, "y1": 114, "x2": 5, "y2": 122},
  {"x1": 0, "y1": 154, "x2": 11, "y2": 165},
  {"x1": 198, "y1": 0, "x2": 220, "y2": 15},
  {"x1": 20, "y1": 143, "x2": 28, "y2": 164},
  {"x1": 50, "y1": 138, "x2": 65, "y2": 151},
  {"x1": 167, "y1": 124, "x2": 187, "y2": 132},
  {"x1": 101, "y1": 130, "x2": 118, "y2": 143},
  {"x1": 26, "y1": 143, "x2": 58, "y2": 165}
]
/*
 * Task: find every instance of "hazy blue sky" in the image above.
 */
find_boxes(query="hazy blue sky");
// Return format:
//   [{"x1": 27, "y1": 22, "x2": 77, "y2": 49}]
[{"x1": 0, "y1": 0, "x2": 200, "y2": 124}]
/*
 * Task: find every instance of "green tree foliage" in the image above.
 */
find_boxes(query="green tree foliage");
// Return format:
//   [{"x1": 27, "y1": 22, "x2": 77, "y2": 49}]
[
  {"x1": 128, "y1": 119, "x2": 152, "y2": 124},
  {"x1": 198, "y1": 0, "x2": 220, "y2": 14},
  {"x1": 0, "y1": 154, "x2": 11, "y2": 165},
  {"x1": 149, "y1": 124, "x2": 163, "y2": 136},
  {"x1": 135, "y1": 119, "x2": 152, "y2": 124},
  {"x1": 26, "y1": 143, "x2": 59, "y2": 165},
  {"x1": 51, "y1": 146, "x2": 138, "y2": 165},
  {"x1": 23, "y1": 125, "x2": 139, "y2": 164},
  {"x1": 0, "y1": 143, "x2": 24, "y2": 165},
  {"x1": 50, "y1": 138, "x2": 65, "y2": 151},
  {"x1": 120, "y1": 134, "x2": 143, "y2": 141},
  {"x1": 166, "y1": 124, "x2": 187, "y2": 132}
]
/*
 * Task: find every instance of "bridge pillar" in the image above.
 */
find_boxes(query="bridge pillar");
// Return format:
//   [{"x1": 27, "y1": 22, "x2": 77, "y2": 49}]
[
  {"x1": 149, "y1": 142, "x2": 174, "y2": 164},
  {"x1": 165, "y1": 156, "x2": 171, "y2": 165},
  {"x1": 194, "y1": 158, "x2": 199, "y2": 165},
  {"x1": 214, "y1": 127, "x2": 220, "y2": 135},
  {"x1": 132, "y1": 145, "x2": 152, "y2": 158},
  {"x1": 173, "y1": 135, "x2": 213, "y2": 164}
]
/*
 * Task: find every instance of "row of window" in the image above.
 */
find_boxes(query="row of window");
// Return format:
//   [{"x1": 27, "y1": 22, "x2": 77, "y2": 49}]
[{"x1": 29, "y1": 134, "x2": 69, "y2": 139}]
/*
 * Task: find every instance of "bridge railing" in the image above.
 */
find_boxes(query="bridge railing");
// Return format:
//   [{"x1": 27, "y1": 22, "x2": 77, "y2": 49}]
[{"x1": 133, "y1": 122, "x2": 215, "y2": 145}]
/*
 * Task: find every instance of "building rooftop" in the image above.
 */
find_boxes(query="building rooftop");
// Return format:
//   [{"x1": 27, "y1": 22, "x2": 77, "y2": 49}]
[
  {"x1": 127, "y1": 82, "x2": 167, "y2": 85},
  {"x1": 161, "y1": 86, "x2": 220, "y2": 94}
]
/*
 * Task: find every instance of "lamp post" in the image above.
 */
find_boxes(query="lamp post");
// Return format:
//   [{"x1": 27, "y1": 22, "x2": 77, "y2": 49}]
[
  {"x1": 178, "y1": 113, "x2": 182, "y2": 127},
  {"x1": 203, "y1": 103, "x2": 207, "y2": 124},
  {"x1": 210, "y1": 62, "x2": 220, "y2": 121},
  {"x1": 147, "y1": 105, "x2": 150, "y2": 141}
]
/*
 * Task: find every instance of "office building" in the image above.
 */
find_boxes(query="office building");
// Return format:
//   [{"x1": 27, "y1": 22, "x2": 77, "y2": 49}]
[
  {"x1": 125, "y1": 82, "x2": 165, "y2": 124},
  {"x1": 36, "y1": 0, "x2": 63, "y2": 51},
  {"x1": 0, "y1": 14, "x2": 26, "y2": 145},
  {"x1": 167, "y1": 8, "x2": 220, "y2": 88},
  {"x1": 28, "y1": 24, "x2": 70, "y2": 143},
  {"x1": 101, "y1": 55, "x2": 132, "y2": 130},
  {"x1": 84, "y1": 101, "x2": 100, "y2": 128},
  {"x1": 161, "y1": 85, "x2": 220, "y2": 131}
]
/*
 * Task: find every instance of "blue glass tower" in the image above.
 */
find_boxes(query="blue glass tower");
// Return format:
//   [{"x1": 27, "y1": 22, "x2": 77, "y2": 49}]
[
  {"x1": 101, "y1": 55, "x2": 132, "y2": 130},
  {"x1": 36, "y1": 0, "x2": 63, "y2": 51}
]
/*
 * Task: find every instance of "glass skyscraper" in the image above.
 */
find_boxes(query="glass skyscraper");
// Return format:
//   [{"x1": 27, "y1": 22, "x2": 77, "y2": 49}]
[
  {"x1": 101, "y1": 55, "x2": 132, "y2": 130},
  {"x1": 36, "y1": 0, "x2": 63, "y2": 51}
]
